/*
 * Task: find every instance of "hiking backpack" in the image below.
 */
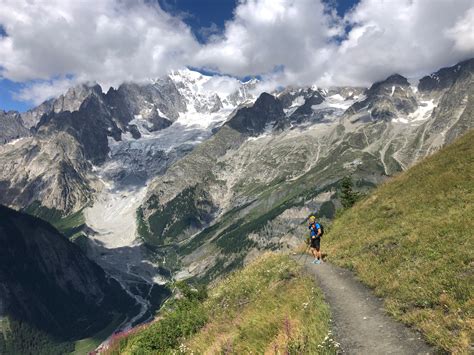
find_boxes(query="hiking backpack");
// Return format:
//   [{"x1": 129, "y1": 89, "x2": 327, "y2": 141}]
[
  {"x1": 318, "y1": 222, "x2": 324, "y2": 236},
  {"x1": 310, "y1": 222, "x2": 324, "y2": 237}
]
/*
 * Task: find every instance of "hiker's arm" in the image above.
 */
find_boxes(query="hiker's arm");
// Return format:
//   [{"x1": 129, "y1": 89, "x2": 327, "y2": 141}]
[{"x1": 317, "y1": 228, "x2": 322, "y2": 236}]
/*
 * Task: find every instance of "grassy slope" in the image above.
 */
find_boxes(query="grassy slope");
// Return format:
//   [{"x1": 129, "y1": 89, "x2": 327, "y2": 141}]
[
  {"x1": 23, "y1": 201, "x2": 86, "y2": 239},
  {"x1": 72, "y1": 314, "x2": 125, "y2": 355},
  {"x1": 325, "y1": 130, "x2": 474, "y2": 353},
  {"x1": 107, "y1": 254, "x2": 337, "y2": 354}
]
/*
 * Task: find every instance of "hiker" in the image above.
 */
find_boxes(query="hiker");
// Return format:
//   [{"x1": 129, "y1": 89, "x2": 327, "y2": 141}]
[{"x1": 308, "y1": 215, "x2": 322, "y2": 264}]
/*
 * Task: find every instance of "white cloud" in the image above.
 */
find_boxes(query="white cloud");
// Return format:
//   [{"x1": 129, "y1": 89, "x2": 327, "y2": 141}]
[
  {"x1": 197, "y1": 0, "x2": 474, "y2": 89},
  {"x1": 0, "y1": 0, "x2": 473, "y2": 105},
  {"x1": 194, "y1": 0, "x2": 342, "y2": 82},
  {"x1": 0, "y1": 0, "x2": 198, "y2": 84},
  {"x1": 13, "y1": 78, "x2": 78, "y2": 106},
  {"x1": 323, "y1": 0, "x2": 474, "y2": 86},
  {"x1": 202, "y1": 75, "x2": 241, "y2": 96},
  {"x1": 445, "y1": 7, "x2": 474, "y2": 53}
]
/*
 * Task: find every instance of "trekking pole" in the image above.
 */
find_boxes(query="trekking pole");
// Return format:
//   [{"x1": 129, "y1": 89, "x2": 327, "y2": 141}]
[
  {"x1": 303, "y1": 244, "x2": 310, "y2": 265},
  {"x1": 296, "y1": 242, "x2": 310, "y2": 262}
]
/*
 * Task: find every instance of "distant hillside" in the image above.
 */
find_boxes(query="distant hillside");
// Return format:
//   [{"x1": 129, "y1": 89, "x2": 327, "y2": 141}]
[
  {"x1": 0, "y1": 205, "x2": 137, "y2": 354},
  {"x1": 105, "y1": 254, "x2": 337, "y2": 354},
  {"x1": 325, "y1": 130, "x2": 474, "y2": 353}
]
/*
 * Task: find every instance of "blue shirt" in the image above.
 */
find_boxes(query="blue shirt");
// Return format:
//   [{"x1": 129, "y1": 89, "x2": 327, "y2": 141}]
[{"x1": 309, "y1": 223, "x2": 321, "y2": 237}]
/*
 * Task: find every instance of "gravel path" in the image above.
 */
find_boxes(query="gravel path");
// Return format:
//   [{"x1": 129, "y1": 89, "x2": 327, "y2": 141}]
[{"x1": 296, "y1": 256, "x2": 435, "y2": 354}]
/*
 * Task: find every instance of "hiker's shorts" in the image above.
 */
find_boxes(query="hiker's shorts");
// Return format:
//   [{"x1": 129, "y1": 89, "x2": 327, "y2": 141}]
[{"x1": 310, "y1": 237, "x2": 320, "y2": 250}]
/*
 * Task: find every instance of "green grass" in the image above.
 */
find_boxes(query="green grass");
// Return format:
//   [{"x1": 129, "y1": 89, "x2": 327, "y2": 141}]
[
  {"x1": 325, "y1": 130, "x2": 474, "y2": 353},
  {"x1": 186, "y1": 254, "x2": 333, "y2": 354},
  {"x1": 23, "y1": 201, "x2": 85, "y2": 238},
  {"x1": 72, "y1": 314, "x2": 124, "y2": 355},
  {"x1": 0, "y1": 317, "x2": 74, "y2": 355},
  {"x1": 139, "y1": 186, "x2": 215, "y2": 247},
  {"x1": 107, "y1": 254, "x2": 335, "y2": 354}
]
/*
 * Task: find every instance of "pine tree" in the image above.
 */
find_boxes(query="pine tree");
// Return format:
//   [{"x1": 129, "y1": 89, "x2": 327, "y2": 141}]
[{"x1": 340, "y1": 175, "x2": 359, "y2": 209}]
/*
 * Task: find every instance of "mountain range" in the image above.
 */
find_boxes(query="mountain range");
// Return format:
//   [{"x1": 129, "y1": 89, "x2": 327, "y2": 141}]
[{"x1": 0, "y1": 58, "x2": 472, "y2": 351}]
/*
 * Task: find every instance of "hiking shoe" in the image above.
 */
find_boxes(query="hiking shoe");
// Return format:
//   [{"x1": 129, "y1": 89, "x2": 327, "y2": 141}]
[{"x1": 314, "y1": 259, "x2": 321, "y2": 264}]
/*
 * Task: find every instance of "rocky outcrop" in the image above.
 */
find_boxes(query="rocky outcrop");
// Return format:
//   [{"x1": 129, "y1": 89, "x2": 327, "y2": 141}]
[
  {"x1": 289, "y1": 92, "x2": 325, "y2": 123},
  {"x1": 0, "y1": 205, "x2": 136, "y2": 353},
  {"x1": 418, "y1": 58, "x2": 474, "y2": 93},
  {"x1": 0, "y1": 90, "x2": 128, "y2": 214},
  {"x1": 109, "y1": 78, "x2": 186, "y2": 124},
  {"x1": 226, "y1": 92, "x2": 285, "y2": 135},
  {"x1": 0, "y1": 110, "x2": 30, "y2": 144},
  {"x1": 348, "y1": 74, "x2": 418, "y2": 120},
  {"x1": 21, "y1": 84, "x2": 103, "y2": 128},
  {"x1": 0, "y1": 133, "x2": 99, "y2": 214},
  {"x1": 36, "y1": 94, "x2": 122, "y2": 165}
]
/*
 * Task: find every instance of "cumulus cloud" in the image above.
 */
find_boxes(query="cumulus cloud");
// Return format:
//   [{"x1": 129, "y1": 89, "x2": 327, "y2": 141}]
[
  {"x1": 0, "y1": 0, "x2": 473, "y2": 105},
  {"x1": 198, "y1": 0, "x2": 474, "y2": 89},
  {"x1": 194, "y1": 0, "x2": 342, "y2": 80},
  {"x1": 445, "y1": 7, "x2": 474, "y2": 53},
  {"x1": 13, "y1": 78, "x2": 80, "y2": 105},
  {"x1": 0, "y1": 0, "x2": 198, "y2": 84},
  {"x1": 202, "y1": 75, "x2": 242, "y2": 96},
  {"x1": 324, "y1": 0, "x2": 474, "y2": 86}
]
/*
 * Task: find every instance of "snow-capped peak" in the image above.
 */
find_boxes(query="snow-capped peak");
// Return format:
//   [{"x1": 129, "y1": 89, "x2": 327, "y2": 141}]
[{"x1": 167, "y1": 68, "x2": 258, "y2": 126}]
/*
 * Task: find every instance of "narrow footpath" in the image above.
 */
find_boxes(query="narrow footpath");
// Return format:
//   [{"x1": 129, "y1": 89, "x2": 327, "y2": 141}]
[{"x1": 296, "y1": 257, "x2": 435, "y2": 354}]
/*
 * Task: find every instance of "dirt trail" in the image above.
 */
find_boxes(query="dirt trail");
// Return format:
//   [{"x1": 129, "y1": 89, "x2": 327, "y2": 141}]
[{"x1": 295, "y1": 257, "x2": 434, "y2": 354}]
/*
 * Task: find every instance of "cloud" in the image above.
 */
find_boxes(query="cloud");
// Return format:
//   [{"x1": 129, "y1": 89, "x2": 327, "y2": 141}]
[
  {"x1": 12, "y1": 77, "x2": 78, "y2": 106},
  {"x1": 445, "y1": 7, "x2": 474, "y2": 53},
  {"x1": 202, "y1": 75, "x2": 242, "y2": 96},
  {"x1": 0, "y1": 0, "x2": 473, "y2": 105},
  {"x1": 196, "y1": 0, "x2": 474, "y2": 89},
  {"x1": 197, "y1": 22, "x2": 222, "y2": 41},
  {"x1": 194, "y1": 0, "x2": 342, "y2": 81},
  {"x1": 323, "y1": 0, "x2": 474, "y2": 86},
  {"x1": 0, "y1": 0, "x2": 198, "y2": 84}
]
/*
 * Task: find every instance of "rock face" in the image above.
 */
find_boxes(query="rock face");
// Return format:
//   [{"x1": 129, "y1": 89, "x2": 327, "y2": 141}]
[
  {"x1": 348, "y1": 74, "x2": 418, "y2": 120},
  {"x1": 0, "y1": 87, "x2": 125, "y2": 214},
  {"x1": 226, "y1": 92, "x2": 285, "y2": 135},
  {"x1": 107, "y1": 77, "x2": 186, "y2": 125},
  {"x1": 418, "y1": 58, "x2": 474, "y2": 93},
  {"x1": 0, "y1": 205, "x2": 136, "y2": 354},
  {"x1": 20, "y1": 84, "x2": 104, "y2": 129},
  {"x1": 0, "y1": 132, "x2": 99, "y2": 214},
  {"x1": 0, "y1": 111, "x2": 30, "y2": 144}
]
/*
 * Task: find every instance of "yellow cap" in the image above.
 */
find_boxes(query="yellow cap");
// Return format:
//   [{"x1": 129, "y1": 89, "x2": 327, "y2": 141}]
[{"x1": 309, "y1": 216, "x2": 316, "y2": 222}]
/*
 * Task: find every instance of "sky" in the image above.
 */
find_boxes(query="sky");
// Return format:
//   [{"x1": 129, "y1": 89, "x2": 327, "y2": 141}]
[{"x1": 0, "y1": 0, "x2": 473, "y2": 112}]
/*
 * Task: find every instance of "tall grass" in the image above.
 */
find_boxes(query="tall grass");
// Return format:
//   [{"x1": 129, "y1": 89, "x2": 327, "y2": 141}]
[
  {"x1": 187, "y1": 253, "x2": 333, "y2": 354},
  {"x1": 106, "y1": 254, "x2": 336, "y2": 354},
  {"x1": 325, "y1": 130, "x2": 474, "y2": 353}
]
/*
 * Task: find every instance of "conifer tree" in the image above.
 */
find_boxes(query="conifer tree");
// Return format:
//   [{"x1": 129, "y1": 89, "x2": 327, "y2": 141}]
[{"x1": 340, "y1": 175, "x2": 359, "y2": 208}]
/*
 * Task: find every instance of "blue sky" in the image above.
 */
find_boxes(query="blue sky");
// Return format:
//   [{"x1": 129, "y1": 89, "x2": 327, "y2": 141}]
[
  {"x1": 158, "y1": 0, "x2": 238, "y2": 43},
  {"x1": 159, "y1": 0, "x2": 360, "y2": 42}
]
